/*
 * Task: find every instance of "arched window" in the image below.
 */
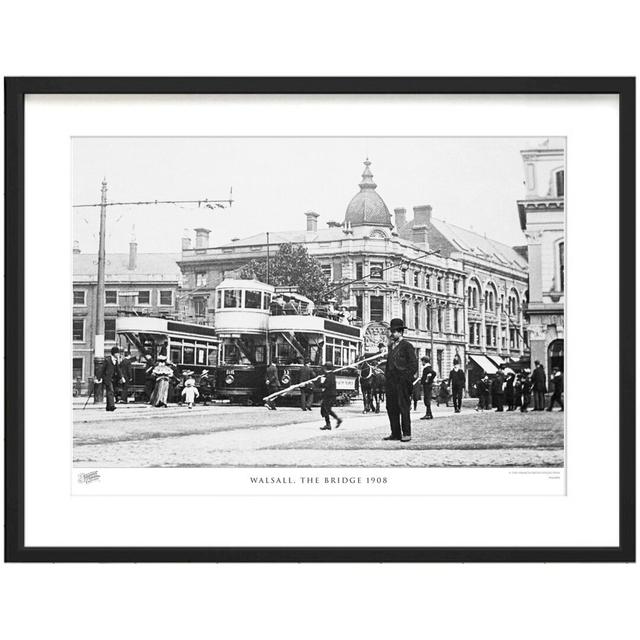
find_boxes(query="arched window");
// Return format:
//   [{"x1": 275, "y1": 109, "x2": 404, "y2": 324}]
[
  {"x1": 484, "y1": 283, "x2": 497, "y2": 313},
  {"x1": 467, "y1": 280, "x2": 481, "y2": 309},
  {"x1": 548, "y1": 339, "x2": 564, "y2": 372}
]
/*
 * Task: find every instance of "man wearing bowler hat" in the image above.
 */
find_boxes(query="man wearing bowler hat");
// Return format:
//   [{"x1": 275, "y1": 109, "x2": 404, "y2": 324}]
[
  {"x1": 95, "y1": 345, "x2": 125, "y2": 412},
  {"x1": 383, "y1": 317, "x2": 418, "y2": 442}
]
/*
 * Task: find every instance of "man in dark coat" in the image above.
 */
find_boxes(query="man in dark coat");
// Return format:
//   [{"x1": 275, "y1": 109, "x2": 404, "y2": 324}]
[
  {"x1": 119, "y1": 351, "x2": 133, "y2": 404},
  {"x1": 531, "y1": 360, "x2": 547, "y2": 410},
  {"x1": 264, "y1": 361, "x2": 280, "y2": 410},
  {"x1": 383, "y1": 318, "x2": 418, "y2": 442},
  {"x1": 448, "y1": 362, "x2": 466, "y2": 413},
  {"x1": 475, "y1": 374, "x2": 491, "y2": 411},
  {"x1": 492, "y1": 365, "x2": 506, "y2": 412},
  {"x1": 319, "y1": 362, "x2": 342, "y2": 430},
  {"x1": 299, "y1": 358, "x2": 314, "y2": 411},
  {"x1": 505, "y1": 372, "x2": 515, "y2": 411},
  {"x1": 96, "y1": 345, "x2": 124, "y2": 412},
  {"x1": 420, "y1": 357, "x2": 436, "y2": 420},
  {"x1": 546, "y1": 367, "x2": 564, "y2": 411},
  {"x1": 520, "y1": 370, "x2": 532, "y2": 412}
]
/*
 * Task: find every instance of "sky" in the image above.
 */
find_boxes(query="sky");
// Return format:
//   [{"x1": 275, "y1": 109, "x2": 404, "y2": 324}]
[{"x1": 72, "y1": 136, "x2": 562, "y2": 255}]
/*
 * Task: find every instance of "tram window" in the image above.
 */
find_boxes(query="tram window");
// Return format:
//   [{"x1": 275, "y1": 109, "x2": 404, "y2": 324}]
[
  {"x1": 224, "y1": 343, "x2": 241, "y2": 365},
  {"x1": 224, "y1": 289, "x2": 241, "y2": 308},
  {"x1": 207, "y1": 349, "x2": 217, "y2": 366},
  {"x1": 216, "y1": 290, "x2": 222, "y2": 309},
  {"x1": 245, "y1": 290, "x2": 262, "y2": 309},
  {"x1": 335, "y1": 348, "x2": 342, "y2": 366},
  {"x1": 262, "y1": 292, "x2": 271, "y2": 310},
  {"x1": 254, "y1": 345, "x2": 266, "y2": 363},
  {"x1": 183, "y1": 346, "x2": 195, "y2": 365},
  {"x1": 325, "y1": 345, "x2": 333, "y2": 364},
  {"x1": 170, "y1": 345, "x2": 182, "y2": 364},
  {"x1": 342, "y1": 347, "x2": 349, "y2": 364},
  {"x1": 196, "y1": 347, "x2": 206, "y2": 365}
]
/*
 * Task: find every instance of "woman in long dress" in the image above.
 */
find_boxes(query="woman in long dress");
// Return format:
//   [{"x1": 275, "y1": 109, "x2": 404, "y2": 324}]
[{"x1": 150, "y1": 356, "x2": 173, "y2": 407}]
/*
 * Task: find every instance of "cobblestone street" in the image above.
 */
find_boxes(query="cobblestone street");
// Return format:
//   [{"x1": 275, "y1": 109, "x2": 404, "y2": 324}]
[{"x1": 74, "y1": 399, "x2": 564, "y2": 467}]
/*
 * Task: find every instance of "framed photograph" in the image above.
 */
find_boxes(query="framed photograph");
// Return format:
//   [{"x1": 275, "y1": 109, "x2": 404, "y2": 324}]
[{"x1": 5, "y1": 77, "x2": 635, "y2": 562}]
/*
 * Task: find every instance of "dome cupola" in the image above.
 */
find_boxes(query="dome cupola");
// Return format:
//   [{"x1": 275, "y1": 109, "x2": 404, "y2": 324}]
[{"x1": 344, "y1": 158, "x2": 392, "y2": 227}]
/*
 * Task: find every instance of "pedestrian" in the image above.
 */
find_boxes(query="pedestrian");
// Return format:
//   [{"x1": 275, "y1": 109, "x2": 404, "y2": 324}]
[
  {"x1": 505, "y1": 371, "x2": 515, "y2": 411},
  {"x1": 181, "y1": 372, "x2": 200, "y2": 409},
  {"x1": 520, "y1": 369, "x2": 532, "y2": 412},
  {"x1": 448, "y1": 362, "x2": 466, "y2": 413},
  {"x1": 119, "y1": 350, "x2": 133, "y2": 404},
  {"x1": 420, "y1": 357, "x2": 436, "y2": 420},
  {"x1": 475, "y1": 373, "x2": 490, "y2": 411},
  {"x1": 150, "y1": 355, "x2": 173, "y2": 407},
  {"x1": 143, "y1": 354, "x2": 155, "y2": 403},
  {"x1": 437, "y1": 380, "x2": 450, "y2": 407},
  {"x1": 319, "y1": 362, "x2": 342, "y2": 430},
  {"x1": 546, "y1": 367, "x2": 564, "y2": 411},
  {"x1": 299, "y1": 358, "x2": 314, "y2": 411},
  {"x1": 95, "y1": 345, "x2": 125, "y2": 412},
  {"x1": 383, "y1": 317, "x2": 418, "y2": 442},
  {"x1": 513, "y1": 374, "x2": 523, "y2": 410},
  {"x1": 411, "y1": 372, "x2": 422, "y2": 410},
  {"x1": 198, "y1": 369, "x2": 214, "y2": 405},
  {"x1": 531, "y1": 360, "x2": 547, "y2": 410},
  {"x1": 264, "y1": 360, "x2": 280, "y2": 410},
  {"x1": 492, "y1": 364, "x2": 506, "y2": 412}
]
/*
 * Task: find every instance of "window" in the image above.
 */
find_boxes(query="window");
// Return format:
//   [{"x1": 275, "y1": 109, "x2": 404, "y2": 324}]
[
  {"x1": 245, "y1": 290, "x2": 262, "y2": 309},
  {"x1": 138, "y1": 290, "x2": 150, "y2": 305},
  {"x1": 558, "y1": 242, "x2": 565, "y2": 291},
  {"x1": 73, "y1": 318, "x2": 84, "y2": 341},
  {"x1": 159, "y1": 290, "x2": 173, "y2": 306},
  {"x1": 436, "y1": 349, "x2": 444, "y2": 379},
  {"x1": 509, "y1": 328, "x2": 515, "y2": 350},
  {"x1": 453, "y1": 280, "x2": 459, "y2": 295},
  {"x1": 425, "y1": 274, "x2": 431, "y2": 290},
  {"x1": 262, "y1": 292, "x2": 271, "y2": 310},
  {"x1": 321, "y1": 264, "x2": 332, "y2": 280},
  {"x1": 72, "y1": 357, "x2": 83, "y2": 380},
  {"x1": 73, "y1": 290, "x2": 85, "y2": 305},
  {"x1": 355, "y1": 295, "x2": 363, "y2": 320},
  {"x1": 194, "y1": 298, "x2": 207, "y2": 317},
  {"x1": 104, "y1": 318, "x2": 116, "y2": 341},
  {"x1": 369, "y1": 262, "x2": 383, "y2": 279},
  {"x1": 356, "y1": 263, "x2": 363, "y2": 280},
  {"x1": 467, "y1": 283, "x2": 479, "y2": 309},
  {"x1": 501, "y1": 327, "x2": 507, "y2": 349},
  {"x1": 195, "y1": 271, "x2": 207, "y2": 287},
  {"x1": 555, "y1": 169, "x2": 564, "y2": 198},
  {"x1": 105, "y1": 290, "x2": 118, "y2": 305},
  {"x1": 401, "y1": 300, "x2": 407, "y2": 326},
  {"x1": 370, "y1": 296, "x2": 384, "y2": 322},
  {"x1": 437, "y1": 309, "x2": 443, "y2": 333},
  {"x1": 414, "y1": 302, "x2": 420, "y2": 329},
  {"x1": 426, "y1": 305, "x2": 432, "y2": 331},
  {"x1": 183, "y1": 344, "x2": 195, "y2": 365},
  {"x1": 170, "y1": 343, "x2": 182, "y2": 364},
  {"x1": 437, "y1": 277, "x2": 443, "y2": 292},
  {"x1": 453, "y1": 309, "x2": 459, "y2": 334},
  {"x1": 223, "y1": 289, "x2": 241, "y2": 308},
  {"x1": 413, "y1": 271, "x2": 419, "y2": 287}
]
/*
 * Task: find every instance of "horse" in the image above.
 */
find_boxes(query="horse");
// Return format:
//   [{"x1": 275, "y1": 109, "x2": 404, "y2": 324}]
[{"x1": 359, "y1": 361, "x2": 386, "y2": 413}]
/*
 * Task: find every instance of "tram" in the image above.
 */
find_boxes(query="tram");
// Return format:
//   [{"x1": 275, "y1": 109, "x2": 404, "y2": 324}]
[
  {"x1": 115, "y1": 316, "x2": 219, "y2": 400},
  {"x1": 213, "y1": 279, "x2": 363, "y2": 405}
]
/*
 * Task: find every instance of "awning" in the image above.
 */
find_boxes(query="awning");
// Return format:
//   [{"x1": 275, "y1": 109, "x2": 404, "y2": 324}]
[
  {"x1": 487, "y1": 354, "x2": 505, "y2": 367},
  {"x1": 468, "y1": 354, "x2": 498, "y2": 374}
]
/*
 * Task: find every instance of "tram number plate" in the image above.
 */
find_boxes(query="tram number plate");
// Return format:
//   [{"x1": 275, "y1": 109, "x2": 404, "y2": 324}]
[{"x1": 336, "y1": 376, "x2": 356, "y2": 390}]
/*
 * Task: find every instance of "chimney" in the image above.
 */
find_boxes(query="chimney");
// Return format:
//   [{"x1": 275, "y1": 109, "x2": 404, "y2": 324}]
[
  {"x1": 412, "y1": 205, "x2": 432, "y2": 247},
  {"x1": 128, "y1": 236, "x2": 138, "y2": 271},
  {"x1": 413, "y1": 205, "x2": 432, "y2": 228},
  {"x1": 305, "y1": 211, "x2": 320, "y2": 232},
  {"x1": 394, "y1": 207, "x2": 407, "y2": 232},
  {"x1": 194, "y1": 228, "x2": 211, "y2": 250},
  {"x1": 73, "y1": 240, "x2": 81, "y2": 254},
  {"x1": 181, "y1": 228, "x2": 192, "y2": 251}
]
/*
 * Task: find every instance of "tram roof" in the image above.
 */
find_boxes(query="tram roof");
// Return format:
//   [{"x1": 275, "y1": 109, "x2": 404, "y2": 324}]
[{"x1": 216, "y1": 278, "x2": 274, "y2": 292}]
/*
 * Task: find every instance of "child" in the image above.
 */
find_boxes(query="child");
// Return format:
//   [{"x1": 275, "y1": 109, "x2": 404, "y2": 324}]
[
  {"x1": 437, "y1": 380, "x2": 450, "y2": 407},
  {"x1": 319, "y1": 362, "x2": 342, "y2": 431},
  {"x1": 181, "y1": 374, "x2": 200, "y2": 409}
]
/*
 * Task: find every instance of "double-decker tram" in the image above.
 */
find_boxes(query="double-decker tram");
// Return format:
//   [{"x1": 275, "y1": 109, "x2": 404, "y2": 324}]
[
  {"x1": 115, "y1": 316, "x2": 219, "y2": 399},
  {"x1": 214, "y1": 279, "x2": 362, "y2": 405}
]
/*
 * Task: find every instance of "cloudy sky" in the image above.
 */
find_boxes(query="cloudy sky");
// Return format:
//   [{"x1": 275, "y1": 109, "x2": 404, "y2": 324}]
[{"x1": 72, "y1": 136, "x2": 561, "y2": 254}]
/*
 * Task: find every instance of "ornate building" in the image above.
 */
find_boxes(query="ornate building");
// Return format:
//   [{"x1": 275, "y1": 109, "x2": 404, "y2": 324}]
[
  {"x1": 517, "y1": 139, "x2": 565, "y2": 374},
  {"x1": 178, "y1": 159, "x2": 529, "y2": 386}
]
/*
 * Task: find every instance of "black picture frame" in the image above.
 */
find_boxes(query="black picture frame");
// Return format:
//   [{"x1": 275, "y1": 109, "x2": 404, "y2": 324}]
[{"x1": 4, "y1": 77, "x2": 636, "y2": 563}]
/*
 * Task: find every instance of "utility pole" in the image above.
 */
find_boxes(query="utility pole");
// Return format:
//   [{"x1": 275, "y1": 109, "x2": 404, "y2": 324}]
[{"x1": 93, "y1": 179, "x2": 108, "y2": 402}]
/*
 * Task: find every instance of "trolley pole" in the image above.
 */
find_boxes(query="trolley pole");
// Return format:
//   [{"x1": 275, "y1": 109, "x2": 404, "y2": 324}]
[{"x1": 93, "y1": 179, "x2": 108, "y2": 402}]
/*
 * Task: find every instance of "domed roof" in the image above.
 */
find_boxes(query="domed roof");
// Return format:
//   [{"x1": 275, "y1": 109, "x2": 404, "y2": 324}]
[{"x1": 344, "y1": 159, "x2": 392, "y2": 227}]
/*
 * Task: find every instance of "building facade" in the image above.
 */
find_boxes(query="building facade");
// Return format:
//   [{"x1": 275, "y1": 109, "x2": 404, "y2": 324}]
[
  {"x1": 516, "y1": 140, "x2": 565, "y2": 374},
  {"x1": 178, "y1": 159, "x2": 529, "y2": 385},
  {"x1": 72, "y1": 238, "x2": 181, "y2": 389}
]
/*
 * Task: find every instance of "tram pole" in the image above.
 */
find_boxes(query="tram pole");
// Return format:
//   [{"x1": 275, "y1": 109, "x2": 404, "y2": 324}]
[{"x1": 93, "y1": 179, "x2": 108, "y2": 403}]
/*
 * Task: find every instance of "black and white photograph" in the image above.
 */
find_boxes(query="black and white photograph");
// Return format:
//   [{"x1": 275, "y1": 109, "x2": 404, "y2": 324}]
[{"x1": 72, "y1": 136, "x2": 566, "y2": 472}]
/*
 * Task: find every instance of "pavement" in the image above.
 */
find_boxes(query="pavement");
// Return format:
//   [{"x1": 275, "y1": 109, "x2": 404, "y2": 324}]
[{"x1": 73, "y1": 398, "x2": 564, "y2": 468}]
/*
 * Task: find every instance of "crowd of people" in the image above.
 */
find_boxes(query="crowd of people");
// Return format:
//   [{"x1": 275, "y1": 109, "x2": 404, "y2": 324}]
[{"x1": 94, "y1": 345, "x2": 215, "y2": 412}]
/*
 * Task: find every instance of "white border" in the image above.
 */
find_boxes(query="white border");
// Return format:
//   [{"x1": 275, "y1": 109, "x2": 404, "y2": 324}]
[{"x1": 24, "y1": 93, "x2": 619, "y2": 547}]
